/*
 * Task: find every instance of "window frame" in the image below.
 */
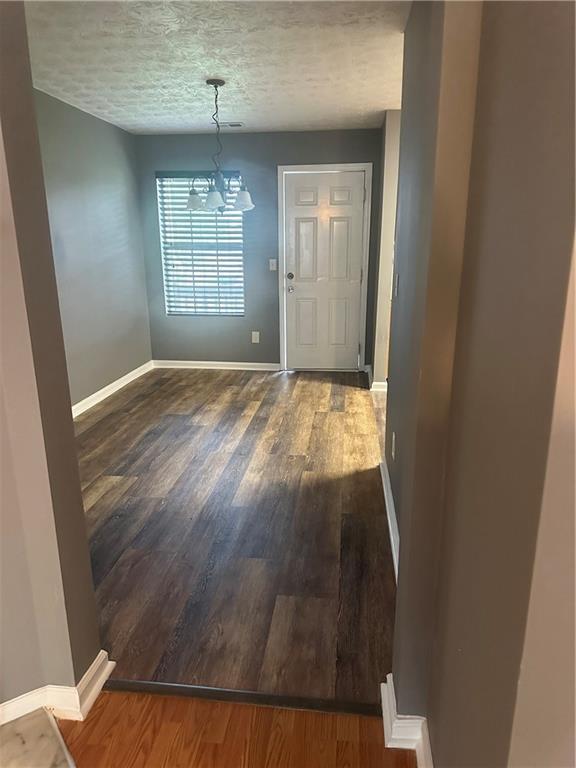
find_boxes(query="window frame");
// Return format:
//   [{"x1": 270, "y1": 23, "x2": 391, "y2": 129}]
[{"x1": 155, "y1": 170, "x2": 246, "y2": 318}]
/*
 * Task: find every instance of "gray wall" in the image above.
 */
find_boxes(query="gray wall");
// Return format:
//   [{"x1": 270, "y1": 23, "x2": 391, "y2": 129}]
[
  {"x1": 386, "y1": 0, "x2": 484, "y2": 719},
  {"x1": 385, "y1": 0, "x2": 443, "y2": 527},
  {"x1": 386, "y1": 1, "x2": 574, "y2": 766},
  {"x1": 34, "y1": 91, "x2": 151, "y2": 405},
  {"x1": 427, "y1": 3, "x2": 574, "y2": 765},
  {"x1": 508, "y1": 260, "x2": 574, "y2": 768},
  {"x1": 135, "y1": 130, "x2": 382, "y2": 365},
  {"x1": 1, "y1": 127, "x2": 74, "y2": 698},
  {"x1": 1, "y1": 3, "x2": 101, "y2": 699}
]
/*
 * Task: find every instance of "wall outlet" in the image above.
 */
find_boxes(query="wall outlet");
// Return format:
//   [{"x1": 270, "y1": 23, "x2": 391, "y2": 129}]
[
  {"x1": 269, "y1": 258, "x2": 277, "y2": 271},
  {"x1": 391, "y1": 431, "x2": 396, "y2": 461},
  {"x1": 251, "y1": 331, "x2": 260, "y2": 344}
]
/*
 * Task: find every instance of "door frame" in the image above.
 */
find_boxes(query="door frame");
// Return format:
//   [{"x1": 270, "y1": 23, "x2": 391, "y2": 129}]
[{"x1": 277, "y1": 162, "x2": 373, "y2": 371}]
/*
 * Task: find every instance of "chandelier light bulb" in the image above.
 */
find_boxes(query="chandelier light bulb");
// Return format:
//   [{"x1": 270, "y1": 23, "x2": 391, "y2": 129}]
[
  {"x1": 186, "y1": 190, "x2": 205, "y2": 210},
  {"x1": 205, "y1": 188, "x2": 225, "y2": 211},
  {"x1": 234, "y1": 187, "x2": 255, "y2": 211}
]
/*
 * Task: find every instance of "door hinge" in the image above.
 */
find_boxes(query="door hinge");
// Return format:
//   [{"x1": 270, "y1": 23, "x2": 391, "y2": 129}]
[{"x1": 360, "y1": 266, "x2": 364, "y2": 284}]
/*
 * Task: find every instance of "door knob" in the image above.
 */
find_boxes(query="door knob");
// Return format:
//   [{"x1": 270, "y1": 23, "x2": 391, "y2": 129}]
[{"x1": 287, "y1": 272, "x2": 294, "y2": 280}]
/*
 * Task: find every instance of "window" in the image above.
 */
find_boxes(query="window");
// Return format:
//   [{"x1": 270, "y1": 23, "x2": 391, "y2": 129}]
[{"x1": 156, "y1": 174, "x2": 245, "y2": 316}]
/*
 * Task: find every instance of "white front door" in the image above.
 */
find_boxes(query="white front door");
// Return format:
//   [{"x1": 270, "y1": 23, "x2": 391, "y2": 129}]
[{"x1": 283, "y1": 170, "x2": 367, "y2": 370}]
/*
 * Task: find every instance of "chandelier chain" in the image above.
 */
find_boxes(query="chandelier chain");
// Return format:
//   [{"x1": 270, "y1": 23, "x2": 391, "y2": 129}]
[{"x1": 211, "y1": 84, "x2": 223, "y2": 177}]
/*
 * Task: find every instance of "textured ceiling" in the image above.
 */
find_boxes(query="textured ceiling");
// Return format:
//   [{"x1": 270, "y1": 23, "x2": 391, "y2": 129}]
[{"x1": 25, "y1": 1, "x2": 408, "y2": 134}]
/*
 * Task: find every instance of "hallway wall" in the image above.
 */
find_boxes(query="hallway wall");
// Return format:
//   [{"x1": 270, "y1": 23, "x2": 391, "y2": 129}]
[
  {"x1": 386, "y1": 2, "x2": 574, "y2": 766},
  {"x1": 1, "y1": 121, "x2": 75, "y2": 702},
  {"x1": 384, "y1": 0, "x2": 444, "y2": 533},
  {"x1": 508, "y1": 258, "x2": 575, "y2": 768},
  {"x1": 385, "y1": 0, "x2": 482, "y2": 718},
  {"x1": 427, "y1": 3, "x2": 574, "y2": 765},
  {"x1": 34, "y1": 91, "x2": 151, "y2": 405},
  {"x1": 1, "y1": 3, "x2": 101, "y2": 700}
]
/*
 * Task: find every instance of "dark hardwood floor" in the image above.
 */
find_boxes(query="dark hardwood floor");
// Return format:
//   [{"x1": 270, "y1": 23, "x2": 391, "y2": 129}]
[
  {"x1": 76, "y1": 369, "x2": 396, "y2": 707},
  {"x1": 59, "y1": 691, "x2": 416, "y2": 768}
]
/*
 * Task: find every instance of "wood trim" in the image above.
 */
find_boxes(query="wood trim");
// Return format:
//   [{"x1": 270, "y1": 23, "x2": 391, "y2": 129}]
[
  {"x1": 105, "y1": 678, "x2": 382, "y2": 716},
  {"x1": 380, "y1": 460, "x2": 399, "y2": 581},
  {"x1": 0, "y1": 650, "x2": 114, "y2": 725},
  {"x1": 277, "y1": 163, "x2": 373, "y2": 371},
  {"x1": 381, "y1": 674, "x2": 434, "y2": 768},
  {"x1": 72, "y1": 649, "x2": 116, "y2": 720},
  {"x1": 152, "y1": 360, "x2": 281, "y2": 371},
  {"x1": 71, "y1": 362, "x2": 154, "y2": 417},
  {"x1": 278, "y1": 167, "x2": 288, "y2": 370}
]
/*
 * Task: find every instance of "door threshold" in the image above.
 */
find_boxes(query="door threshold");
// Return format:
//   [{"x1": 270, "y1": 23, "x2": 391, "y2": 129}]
[{"x1": 104, "y1": 678, "x2": 381, "y2": 716}]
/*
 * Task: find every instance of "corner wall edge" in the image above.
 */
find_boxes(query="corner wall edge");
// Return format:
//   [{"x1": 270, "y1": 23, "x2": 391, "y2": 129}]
[
  {"x1": 381, "y1": 674, "x2": 433, "y2": 768},
  {"x1": 380, "y1": 459, "x2": 399, "y2": 580},
  {"x1": 0, "y1": 649, "x2": 114, "y2": 725}
]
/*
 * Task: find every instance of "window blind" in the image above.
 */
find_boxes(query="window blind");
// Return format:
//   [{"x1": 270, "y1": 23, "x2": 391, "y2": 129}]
[{"x1": 156, "y1": 175, "x2": 245, "y2": 316}]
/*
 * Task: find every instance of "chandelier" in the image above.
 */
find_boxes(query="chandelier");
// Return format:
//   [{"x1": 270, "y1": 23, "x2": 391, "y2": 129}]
[{"x1": 186, "y1": 78, "x2": 255, "y2": 213}]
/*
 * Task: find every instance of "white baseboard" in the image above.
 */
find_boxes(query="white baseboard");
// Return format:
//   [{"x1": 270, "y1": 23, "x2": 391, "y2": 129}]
[
  {"x1": 72, "y1": 361, "x2": 154, "y2": 417},
  {"x1": 152, "y1": 360, "x2": 281, "y2": 371},
  {"x1": 380, "y1": 459, "x2": 399, "y2": 581},
  {"x1": 371, "y1": 380, "x2": 388, "y2": 392},
  {"x1": 381, "y1": 674, "x2": 433, "y2": 768},
  {"x1": 0, "y1": 650, "x2": 115, "y2": 725},
  {"x1": 71, "y1": 359, "x2": 283, "y2": 418}
]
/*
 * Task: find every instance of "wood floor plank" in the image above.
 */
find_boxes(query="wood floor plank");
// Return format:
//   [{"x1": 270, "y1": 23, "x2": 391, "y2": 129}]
[
  {"x1": 231, "y1": 404, "x2": 289, "y2": 506},
  {"x1": 83, "y1": 474, "x2": 131, "y2": 513},
  {"x1": 83, "y1": 475, "x2": 138, "y2": 537},
  {"x1": 89, "y1": 498, "x2": 158, "y2": 588},
  {"x1": 181, "y1": 558, "x2": 279, "y2": 690},
  {"x1": 232, "y1": 453, "x2": 307, "y2": 560},
  {"x1": 99, "y1": 692, "x2": 155, "y2": 766},
  {"x1": 336, "y1": 508, "x2": 395, "y2": 703},
  {"x1": 112, "y1": 555, "x2": 206, "y2": 680},
  {"x1": 336, "y1": 739, "x2": 361, "y2": 768},
  {"x1": 258, "y1": 595, "x2": 338, "y2": 699},
  {"x1": 96, "y1": 548, "x2": 176, "y2": 658},
  {"x1": 277, "y1": 470, "x2": 341, "y2": 598},
  {"x1": 76, "y1": 369, "x2": 395, "y2": 706},
  {"x1": 59, "y1": 692, "x2": 417, "y2": 768},
  {"x1": 161, "y1": 698, "x2": 217, "y2": 768},
  {"x1": 77, "y1": 379, "x2": 190, "y2": 488}
]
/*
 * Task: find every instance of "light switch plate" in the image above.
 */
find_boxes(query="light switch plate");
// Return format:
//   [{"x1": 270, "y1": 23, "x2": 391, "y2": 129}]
[
  {"x1": 269, "y1": 258, "x2": 277, "y2": 271},
  {"x1": 251, "y1": 331, "x2": 260, "y2": 344}
]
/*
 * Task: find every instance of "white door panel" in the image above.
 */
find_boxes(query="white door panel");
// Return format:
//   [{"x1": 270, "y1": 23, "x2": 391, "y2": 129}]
[{"x1": 284, "y1": 171, "x2": 365, "y2": 370}]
